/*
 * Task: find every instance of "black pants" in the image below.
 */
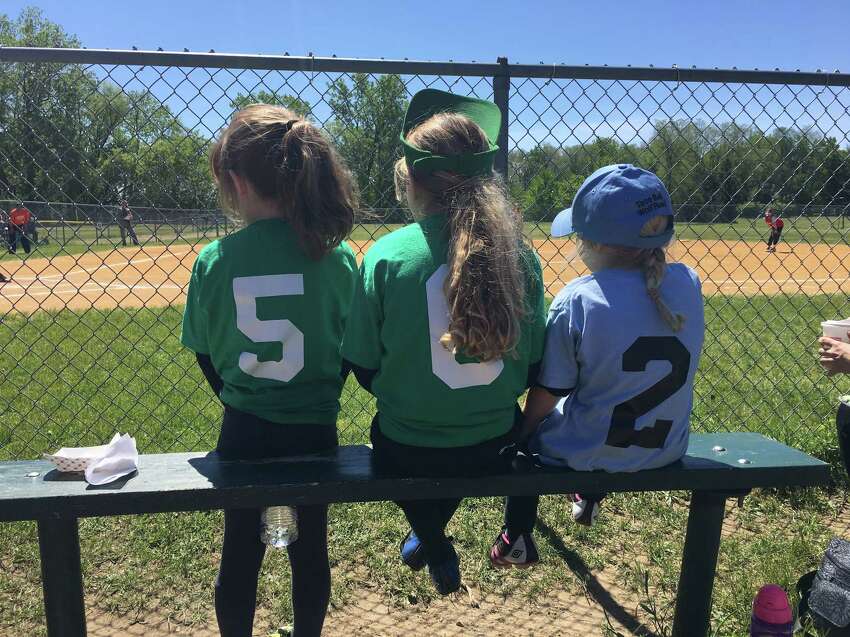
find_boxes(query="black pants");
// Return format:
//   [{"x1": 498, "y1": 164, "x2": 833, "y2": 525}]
[
  {"x1": 120, "y1": 220, "x2": 139, "y2": 246},
  {"x1": 215, "y1": 406, "x2": 338, "y2": 637},
  {"x1": 767, "y1": 227, "x2": 782, "y2": 247},
  {"x1": 504, "y1": 491, "x2": 608, "y2": 537},
  {"x1": 370, "y1": 413, "x2": 534, "y2": 564},
  {"x1": 8, "y1": 228, "x2": 30, "y2": 254}
]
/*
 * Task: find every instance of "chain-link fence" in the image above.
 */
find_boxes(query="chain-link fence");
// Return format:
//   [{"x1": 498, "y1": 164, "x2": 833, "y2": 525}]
[{"x1": 1, "y1": 47, "x2": 849, "y2": 461}]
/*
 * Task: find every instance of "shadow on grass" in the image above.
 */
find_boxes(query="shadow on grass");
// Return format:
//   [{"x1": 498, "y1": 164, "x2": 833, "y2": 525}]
[{"x1": 536, "y1": 517, "x2": 659, "y2": 637}]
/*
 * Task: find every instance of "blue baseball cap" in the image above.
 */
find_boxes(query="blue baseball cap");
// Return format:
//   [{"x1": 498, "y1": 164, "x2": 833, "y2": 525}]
[{"x1": 551, "y1": 164, "x2": 675, "y2": 248}]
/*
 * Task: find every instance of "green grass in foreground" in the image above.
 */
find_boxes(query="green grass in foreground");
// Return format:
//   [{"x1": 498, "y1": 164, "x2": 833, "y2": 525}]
[{"x1": 1, "y1": 295, "x2": 849, "y2": 635}]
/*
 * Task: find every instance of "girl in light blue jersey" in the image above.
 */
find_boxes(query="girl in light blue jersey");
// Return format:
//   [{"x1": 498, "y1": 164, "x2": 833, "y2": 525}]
[{"x1": 490, "y1": 164, "x2": 705, "y2": 568}]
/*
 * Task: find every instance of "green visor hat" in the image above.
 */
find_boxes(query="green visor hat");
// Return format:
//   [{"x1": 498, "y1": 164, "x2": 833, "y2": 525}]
[{"x1": 400, "y1": 88, "x2": 502, "y2": 177}]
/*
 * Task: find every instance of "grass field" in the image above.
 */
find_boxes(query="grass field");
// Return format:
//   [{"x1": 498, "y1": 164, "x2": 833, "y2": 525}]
[
  {"x1": 2, "y1": 216, "x2": 848, "y2": 265},
  {"x1": 1, "y1": 294, "x2": 848, "y2": 635},
  {"x1": 0, "y1": 222, "x2": 217, "y2": 262}
]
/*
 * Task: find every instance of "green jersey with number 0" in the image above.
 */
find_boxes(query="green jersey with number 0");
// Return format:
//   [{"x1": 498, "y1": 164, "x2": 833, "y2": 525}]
[
  {"x1": 342, "y1": 213, "x2": 546, "y2": 447},
  {"x1": 181, "y1": 218, "x2": 357, "y2": 425}
]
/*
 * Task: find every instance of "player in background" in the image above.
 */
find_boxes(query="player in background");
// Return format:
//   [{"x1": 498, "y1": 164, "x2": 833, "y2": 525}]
[
  {"x1": 1, "y1": 208, "x2": 8, "y2": 251},
  {"x1": 8, "y1": 204, "x2": 32, "y2": 255},
  {"x1": 343, "y1": 89, "x2": 546, "y2": 595},
  {"x1": 489, "y1": 165, "x2": 705, "y2": 568},
  {"x1": 767, "y1": 209, "x2": 784, "y2": 253},
  {"x1": 118, "y1": 199, "x2": 140, "y2": 247},
  {"x1": 181, "y1": 105, "x2": 357, "y2": 637},
  {"x1": 0, "y1": 209, "x2": 8, "y2": 281},
  {"x1": 0, "y1": 212, "x2": 7, "y2": 281}
]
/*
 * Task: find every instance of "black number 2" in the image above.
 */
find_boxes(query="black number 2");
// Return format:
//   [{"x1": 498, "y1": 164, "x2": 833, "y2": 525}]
[{"x1": 605, "y1": 336, "x2": 691, "y2": 449}]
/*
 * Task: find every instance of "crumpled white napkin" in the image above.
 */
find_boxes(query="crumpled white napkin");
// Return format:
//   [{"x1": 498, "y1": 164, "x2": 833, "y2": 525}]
[{"x1": 84, "y1": 433, "x2": 138, "y2": 485}]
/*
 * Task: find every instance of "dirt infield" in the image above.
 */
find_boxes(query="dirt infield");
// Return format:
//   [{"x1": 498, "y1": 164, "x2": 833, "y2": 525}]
[{"x1": 2, "y1": 238, "x2": 848, "y2": 314}]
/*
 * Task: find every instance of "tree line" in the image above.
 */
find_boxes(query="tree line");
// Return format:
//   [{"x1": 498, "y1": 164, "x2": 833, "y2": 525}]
[{"x1": 2, "y1": 8, "x2": 849, "y2": 224}]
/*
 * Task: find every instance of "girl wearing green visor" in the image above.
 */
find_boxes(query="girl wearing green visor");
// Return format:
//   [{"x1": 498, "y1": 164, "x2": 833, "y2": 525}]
[{"x1": 343, "y1": 89, "x2": 546, "y2": 595}]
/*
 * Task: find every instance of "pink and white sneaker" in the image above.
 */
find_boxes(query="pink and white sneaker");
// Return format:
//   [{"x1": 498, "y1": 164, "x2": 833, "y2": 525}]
[{"x1": 489, "y1": 529, "x2": 539, "y2": 568}]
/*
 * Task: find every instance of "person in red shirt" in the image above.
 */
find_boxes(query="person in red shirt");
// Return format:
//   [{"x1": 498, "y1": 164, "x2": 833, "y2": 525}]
[
  {"x1": 766, "y1": 209, "x2": 785, "y2": 253},
  {"x1": 8, "y1": 205, "x2": 32, "y2": 255}
]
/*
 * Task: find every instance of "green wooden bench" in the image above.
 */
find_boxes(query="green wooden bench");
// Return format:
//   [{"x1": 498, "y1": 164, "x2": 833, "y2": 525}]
[{"x1": 0, "y1": 432, "x2": 830, "y2": 637}]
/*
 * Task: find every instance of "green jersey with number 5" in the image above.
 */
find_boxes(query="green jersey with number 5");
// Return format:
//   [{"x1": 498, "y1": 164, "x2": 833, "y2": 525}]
[
  {"x1": 342, "y1": 213, "x2": 546, "y2": 447},
  {"x1": 181, "y1": 218, "x2": 357, "y2": 425}
]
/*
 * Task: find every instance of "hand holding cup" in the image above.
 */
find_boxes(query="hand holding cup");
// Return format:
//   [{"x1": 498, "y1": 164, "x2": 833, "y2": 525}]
[{"x1": 819, "y1": 321, "x2": 850, "y2": 375}]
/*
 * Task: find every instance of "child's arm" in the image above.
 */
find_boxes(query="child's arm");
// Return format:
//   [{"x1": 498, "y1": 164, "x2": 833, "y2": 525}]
[
  {"x1": 195, "y1": 353, "x2": 223, "y2": 397},
  {"x1": 341, "y1": 358, "x2": 377, "y2": 393},
  {"x1": 520, "y1": 386, "x2": 563, "y2": 441}
]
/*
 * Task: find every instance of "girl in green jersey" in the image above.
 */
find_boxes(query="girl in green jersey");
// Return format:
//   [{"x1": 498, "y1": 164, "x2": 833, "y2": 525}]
[
  {"x1": 182, "y1": 104, "x2": 358, "y2": 637},
  {"x1": 343, "y1": 90, "x2": 546, "y2": 596}
]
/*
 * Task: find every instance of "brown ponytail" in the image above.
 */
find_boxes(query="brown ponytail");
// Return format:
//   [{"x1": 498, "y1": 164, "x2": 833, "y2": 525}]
[
  {"x1": 210, "y1": 104, "x2": 356, "y2": 259},
  {"x1": 395, "y1": 112, "x2": 527, "y2": 362}
]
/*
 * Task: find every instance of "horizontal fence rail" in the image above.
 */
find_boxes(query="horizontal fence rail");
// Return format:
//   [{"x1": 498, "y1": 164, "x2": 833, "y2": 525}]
[
  {"x1": 0, "y1": 48, "x2": 848, "y2": 462},
  {"x1": 2, "y1": 47, "x2": 848, "y2": 85}
]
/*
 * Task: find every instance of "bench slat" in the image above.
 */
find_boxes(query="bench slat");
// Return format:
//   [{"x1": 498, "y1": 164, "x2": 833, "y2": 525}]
[{"x1": 0, "y1": 433, "x2": 829, "y2": 522}]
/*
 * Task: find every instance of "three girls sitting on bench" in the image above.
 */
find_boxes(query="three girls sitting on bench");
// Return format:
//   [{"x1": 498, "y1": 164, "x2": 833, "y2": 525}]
[{"x1": 182, "y1": 89, "x2": 705, "y2": 636}]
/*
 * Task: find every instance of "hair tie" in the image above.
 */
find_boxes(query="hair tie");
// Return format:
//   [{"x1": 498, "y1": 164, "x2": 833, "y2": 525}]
[{"x1": 271, "y1": 120, "x2": 301, "y2": 170}]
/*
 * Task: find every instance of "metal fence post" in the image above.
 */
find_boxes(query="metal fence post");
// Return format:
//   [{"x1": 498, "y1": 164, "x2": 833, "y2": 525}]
[{"x1": 492, "y1": 57, "x2": 510, "y2": 179}]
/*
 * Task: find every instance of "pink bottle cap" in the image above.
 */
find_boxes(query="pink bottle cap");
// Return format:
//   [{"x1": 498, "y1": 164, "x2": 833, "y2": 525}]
[{"x1": 752, "y1": 585, "x2": 792, "y2": 624}]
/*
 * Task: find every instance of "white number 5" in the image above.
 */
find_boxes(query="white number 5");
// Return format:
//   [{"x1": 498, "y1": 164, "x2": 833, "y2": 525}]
[
  {"x1": 426, "y1": 265, "x2": 504, "y2": 389},
  {"x1": 233, "y1": 274, "x2": 305, "y2": 383}
]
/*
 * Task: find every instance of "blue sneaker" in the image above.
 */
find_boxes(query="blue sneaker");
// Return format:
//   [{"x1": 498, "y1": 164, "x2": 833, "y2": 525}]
[
  {"x1": 400, "y1": 529, "x2": 426, "y2": 571},
  {"x1": 428, "y1": 543, "x2": 461, "y2": 595}
]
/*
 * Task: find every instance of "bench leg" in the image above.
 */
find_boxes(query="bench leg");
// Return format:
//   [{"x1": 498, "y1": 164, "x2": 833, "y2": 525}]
[
  {"x1": 671, "y1": 491, "x2": 726, "y2": 637},
  {"x1": 38, "y1": 518, "x2": 87, "y2": 637}
]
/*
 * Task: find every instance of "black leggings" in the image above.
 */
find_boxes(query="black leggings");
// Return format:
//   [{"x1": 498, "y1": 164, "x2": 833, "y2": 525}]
[
  {"x1": 214, "y1": 406, "x2": 338, "y2": 637},
  {"x1": 504, "y1": 491, "x2": 608, "y2": 537},
  {"x1": 370, "y1": 413, "x2": 534, "y2": 564}
]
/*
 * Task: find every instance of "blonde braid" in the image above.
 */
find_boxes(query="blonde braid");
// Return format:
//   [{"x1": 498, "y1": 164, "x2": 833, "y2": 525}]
[{"x1": 642, "y1": 247, "x2": 685, "y2": 332}]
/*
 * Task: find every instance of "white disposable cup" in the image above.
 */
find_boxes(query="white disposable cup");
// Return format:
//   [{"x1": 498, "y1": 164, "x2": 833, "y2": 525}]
[{"x1": 822, "y1": 320, "x2": 850, "y2": 342}]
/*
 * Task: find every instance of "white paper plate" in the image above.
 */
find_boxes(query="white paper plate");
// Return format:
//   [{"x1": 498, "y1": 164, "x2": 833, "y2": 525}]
[{"x1": 43, "y1": 444, "x2": 109, "y2": 473}]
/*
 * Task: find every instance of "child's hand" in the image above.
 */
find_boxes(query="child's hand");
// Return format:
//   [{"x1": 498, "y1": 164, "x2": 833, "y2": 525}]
[{"x1": 818, "y1": 334, "x2": 850, "y2": 375}]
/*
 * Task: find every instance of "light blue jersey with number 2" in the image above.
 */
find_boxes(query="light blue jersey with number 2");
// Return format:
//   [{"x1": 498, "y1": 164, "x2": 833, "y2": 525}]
[{"x1": 530, "y1": 263, "x2": 704, "y2": 472}]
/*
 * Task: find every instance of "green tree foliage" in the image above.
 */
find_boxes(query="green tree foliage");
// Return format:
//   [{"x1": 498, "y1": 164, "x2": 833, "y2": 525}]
[
  {"x1": 509, "y1": 118, "x2": 850, "y2": 221},
  {"x1": 325, "y1": 73, "x2": 408, "y2": 217},
  {"x1": 229, "y1": 91, "x2": 312, "y2": 117},
  {"x1": 0, "y1": 8, "x2": 216, "y2": 210}
]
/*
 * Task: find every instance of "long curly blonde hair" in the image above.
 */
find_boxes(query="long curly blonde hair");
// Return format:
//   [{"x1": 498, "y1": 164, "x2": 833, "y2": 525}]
[
  {"x1": 577, "y1": 215, "x2": 685, "y2": 332},
  {"x1": 394, "y1": 112, "x2": 527, "y2": 361}
]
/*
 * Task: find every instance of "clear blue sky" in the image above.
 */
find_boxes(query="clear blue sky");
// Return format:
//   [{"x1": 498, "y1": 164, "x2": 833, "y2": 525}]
[{"x1": 4, "y1": 0, "x2": 850, "y2": 72}]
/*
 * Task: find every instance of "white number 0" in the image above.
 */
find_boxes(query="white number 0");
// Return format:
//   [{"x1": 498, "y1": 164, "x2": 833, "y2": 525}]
[
  {"x1": 233, "y1": 274, "x2": 305, "y2": 383},
  {"x1": 426, "y1": 265, "x2": 504, "y2": 389}
]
